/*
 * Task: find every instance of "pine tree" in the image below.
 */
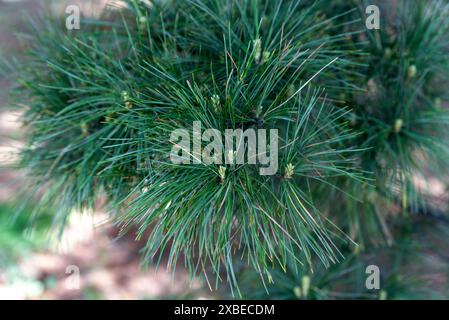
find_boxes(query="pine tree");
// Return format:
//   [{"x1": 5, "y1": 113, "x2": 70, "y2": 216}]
[{"x1": 4, "y1": 0, "x2": 449, "y2": 297}]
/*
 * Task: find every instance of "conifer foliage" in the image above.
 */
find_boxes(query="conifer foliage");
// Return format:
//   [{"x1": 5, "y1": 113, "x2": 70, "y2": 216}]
[{"x1": 6, "y1": 0, "x2": 449, "y2": 296}]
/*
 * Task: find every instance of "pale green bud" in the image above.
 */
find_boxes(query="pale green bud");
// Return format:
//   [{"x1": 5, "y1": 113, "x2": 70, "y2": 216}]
[
  {"x1": 218, "y1": 166, "x2": 226, "y2": 183},
  {"x1": 394, "y1": 118, "x2": 403, "y2": 133},
  {"x1": 407, "y1": 65, "x2": 417, "y2": 79},
  {"x1": 284, "y1": 163, "x2": 295, "y2": 179},
  {"x1": 253, "y1": 38, "x2": 262, "y2": 64},
  {"x1": 301, "y1": 275, "x2": 311, "y2": 298}
]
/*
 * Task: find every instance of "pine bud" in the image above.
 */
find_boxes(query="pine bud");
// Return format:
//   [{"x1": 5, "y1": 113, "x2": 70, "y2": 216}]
[
  {"x1": 262, "y1": 51, "x2": 271, "y2": 64},
  {"x1": 293, "y1": 286, "x2": 302, "y2": 299},
  {"x1": 253, "y1": 38, "x2": 262, "y2": 64},
  {"x1": 407, "y1": 65, "x2": 417, "y2": 79},
  {"x1": 383, "y1": 48, "x2": 392, "y2": 59},
  {"x1": 286, "y1": 84, "x2": 296, "y2": 98},
  {"x1": 211, "y1": 94, "x2": 221, "y2": 113},
  {"x1": 284, "y1": 163, "x2": 295, "y2": 179},
  {"x1": 218, "y1": 166, "x2": 226, "y2": 183},
  {"x1": 121, "y1": 90, "x2": 132, "y2": 109},
  {"x1": 256, "y1": 105, "x2": 263, "y2": 117},
  {"x1": 394, "y1": 118, "x2": 403, "y2": 133},
  {"x1": 80, "y1": 123, "x2": 89, "y2": 137},
  {"x1": 138, "y1": 16, "x2": 147, "y2": 31},
  {"x1": 301, "y1": 275, "x2": 311, "y2": 298},
  {"x1": 267, "y1": 272, "x2": 273, "y2": 284}
]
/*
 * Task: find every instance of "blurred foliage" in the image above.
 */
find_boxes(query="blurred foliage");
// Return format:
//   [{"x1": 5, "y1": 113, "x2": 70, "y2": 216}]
[{"x1": 0, "y1": 202, "x2": 53, "y2": 267}]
